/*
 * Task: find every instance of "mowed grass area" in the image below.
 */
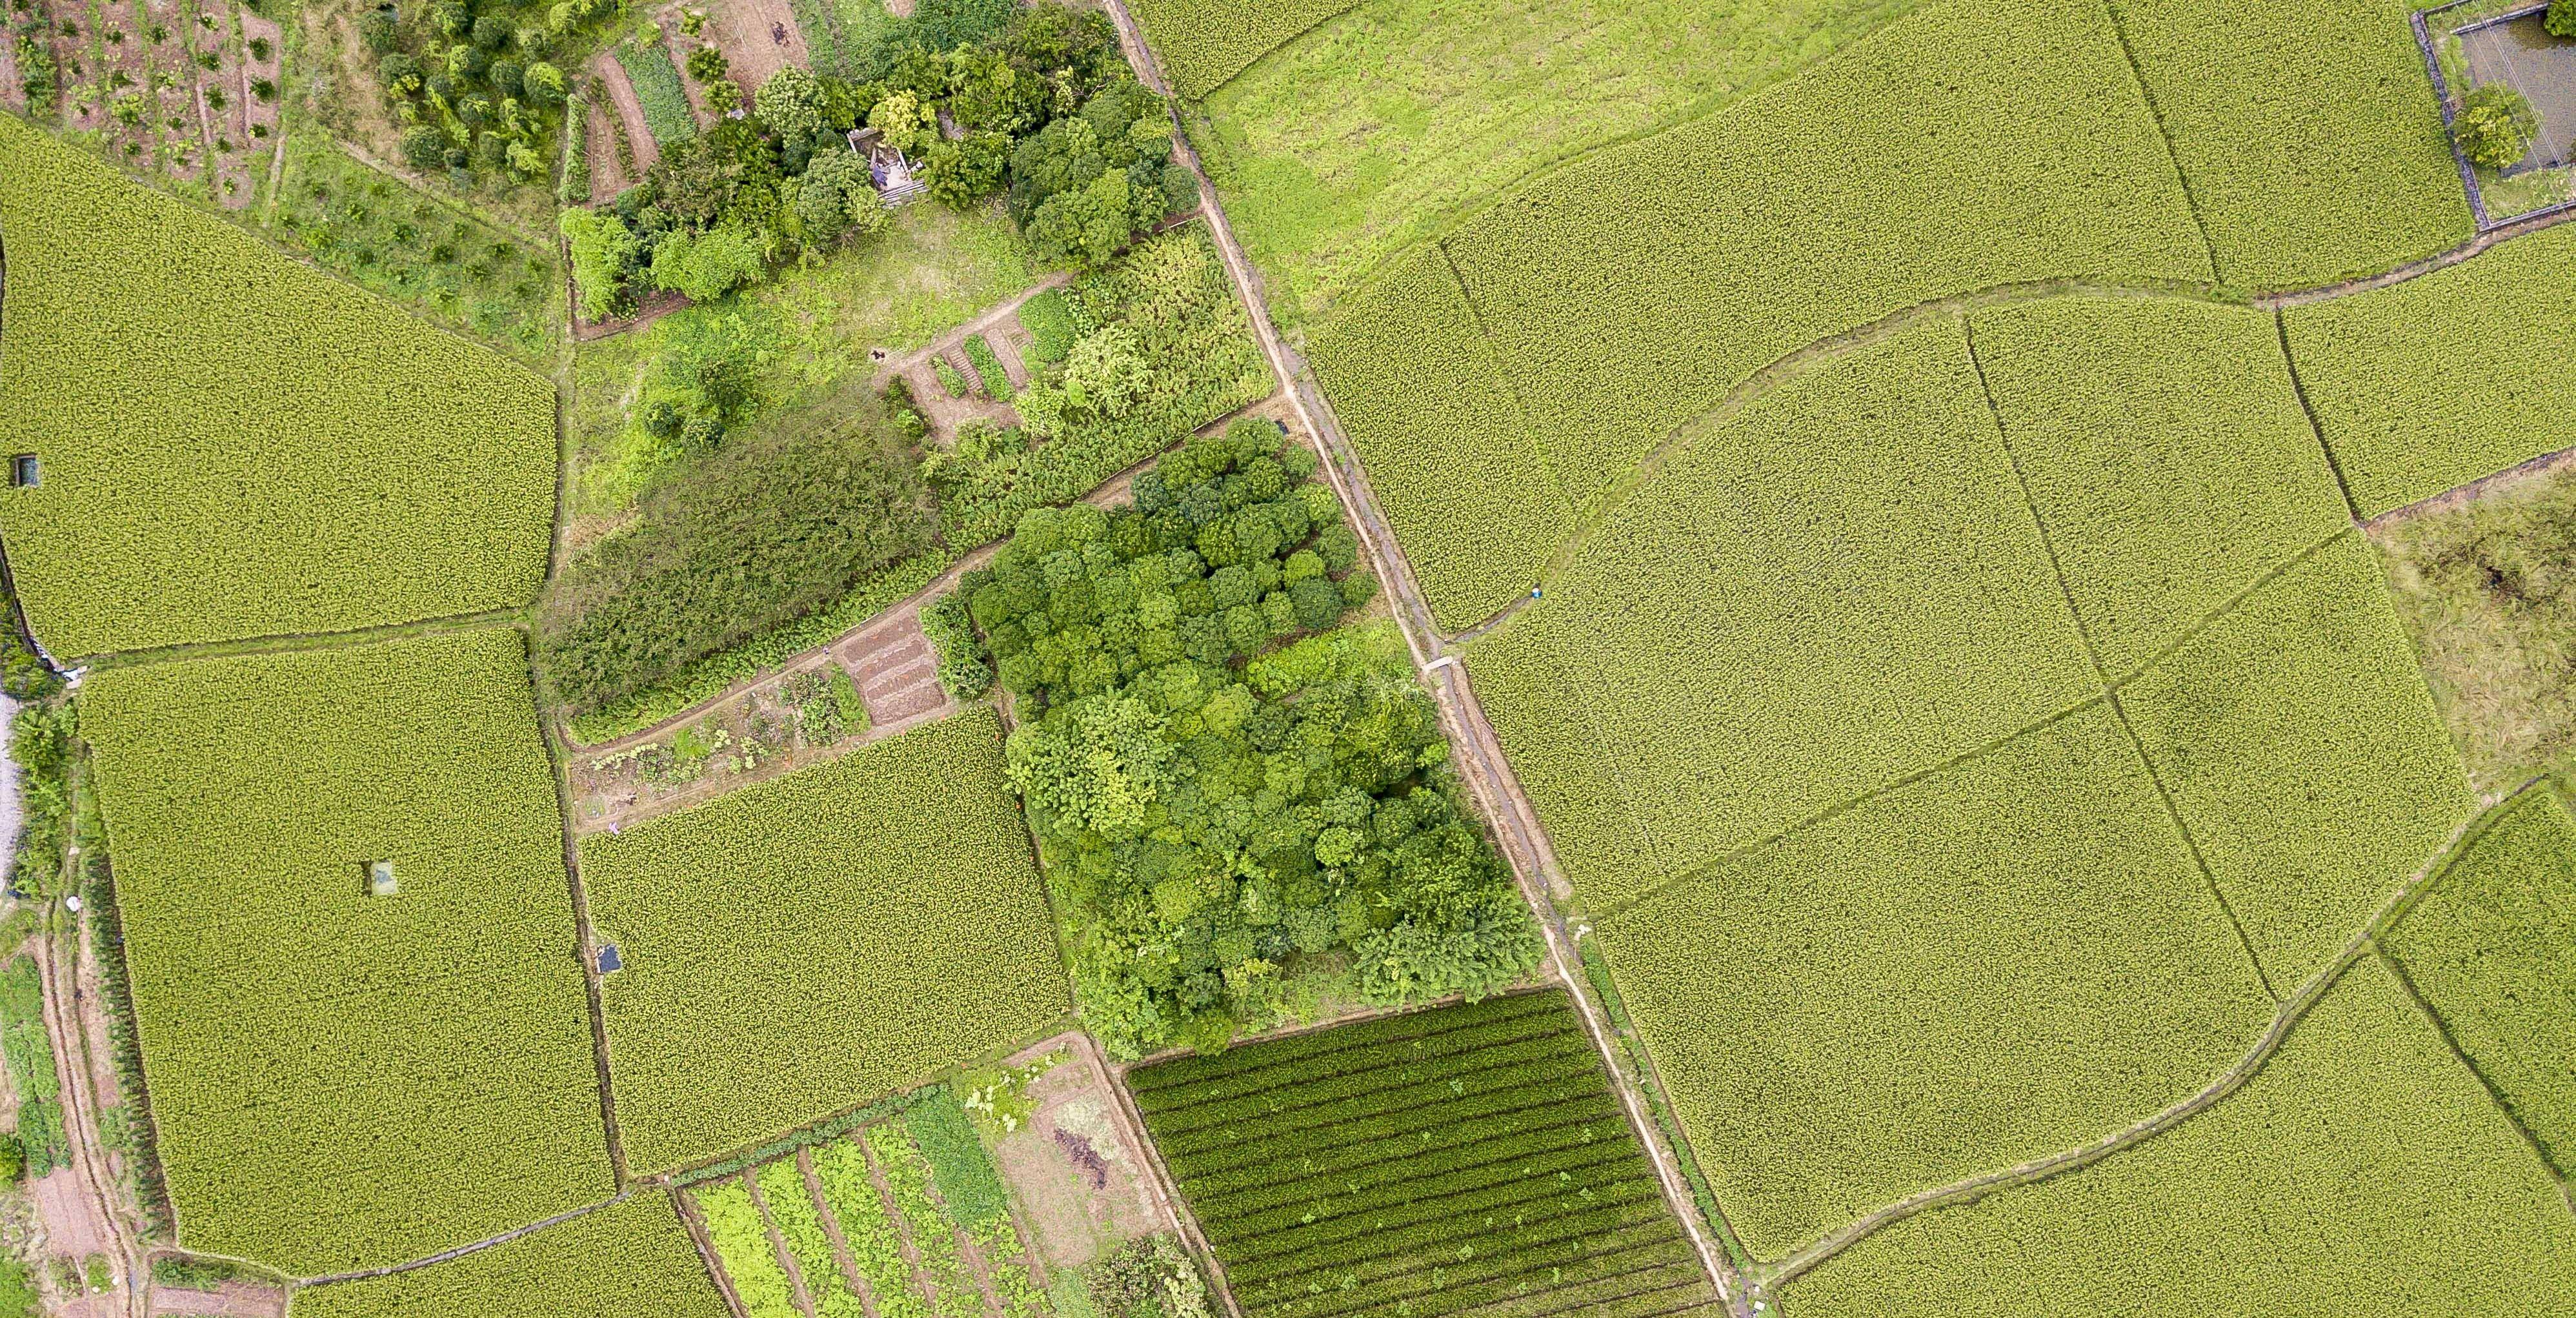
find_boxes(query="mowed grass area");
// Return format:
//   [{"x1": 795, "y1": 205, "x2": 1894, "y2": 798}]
[
  {"x1": 80, "y1": 631, "x2": 610, "y2": 1275},
  {"x1": 2382, "y1": 786, "x2": 2576, "y2": 1176},
  {"x1": 1132, "y1": 991, "x2": 1725, "y2": 1318},
  {"x1": 1967, "y1": 297, "x2": 2350, "y2": 680},
  {"x1": 581, "y1": 707, "x2": 1069, "y2": 1173},
  {"x1": 2105, "y1": 0, "x2": 2470, "y2": 290},
  {"x1": 1305, "y1": 247, "x2": 1572, "y2": 630},
  {"x1": 2284, "y1": 224, "x2": 2576, "y2": 518},
  {"x1": 1597, "y1": 704, "x2": 2271, "y2": 1259},
  {"x1": 1780, "y1": 961, "x2": 2576, "y2": 1315},
  {"x1": 0, "y1": 116, "x2": 557, "y2": 658},
  {"x1": 1471, "y1": 321, "x2": 2096, "y2": 911},
  {"x1": 1191, "y1": 0, "x2": 1926, "y2": 325},
  {"x1": 2117, "y1": 534, "x2": 2477, "y2": 991},
  {"x1": 294, "y1": 1193, "x2": 724, "y2": 1318}
]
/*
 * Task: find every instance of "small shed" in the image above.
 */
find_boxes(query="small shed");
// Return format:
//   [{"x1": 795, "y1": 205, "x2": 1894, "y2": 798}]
[{"x1": 845, "y1": 127, "x2": 926, "y2": 205}]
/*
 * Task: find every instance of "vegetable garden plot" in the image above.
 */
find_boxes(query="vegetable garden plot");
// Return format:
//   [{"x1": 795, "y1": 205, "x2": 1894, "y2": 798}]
[
  {"x1": 1780, "y1": 960, "x2": 2576, "y2": 1317},
  {"x1": 1125, "y1": 0, "x2": 1356, "y2": 99},
  {"x1": 2103, "y1": 0, "x2": 2469, "y2": 290},
  {"x1": 1132, "y1": 989, "x2": 1725, "y2": 1318},
  {"x1": 2282, "y1": 221, "x2": 2576, "y2": 517},
  {"x1": 1306, "y1": 245, "x2": 1575, "y2": 631},
  {"x1": 2382, "y1": 786, "x2": 2576, "y2": 1174},
  {"x1": 2117, "y1": 532, "x2": 2477, "y2": 992},
  {"x1": 0, "y1": 116, "x2": 556, "y2": 657},
  {"x1": 1967, "y1": 296, "x2": 2350, "y2": 680},
  {"x1": 1596, "y1": 704, "x2": 2271, "y2": 1261},
  {"x1": 1429, "y1": 0, "x2": 2208, "y2": 504},
  {"x1": 294, "y1": 1193, "x2": 726, "y2": 1318},
  {"x1": 78, "y1": 630, "x2": 612, "y2": 1275},
  {"x1": 583, "y1": 707, "x2": 1069, "y2": 1173},
  {"x1": 1468, "y1": 320, "x2": 2095, "y2": 911}
]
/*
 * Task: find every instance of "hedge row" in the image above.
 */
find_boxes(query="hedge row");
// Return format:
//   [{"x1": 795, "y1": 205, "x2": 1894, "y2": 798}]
[
  {"x1": 2117, "y1": 533, "x2": 2477, "y2": 989},
  {"x1": 80, "y1": 631, "x2": 611, "y2": 1275},
  {"x1": 581, "y1": 707, "x2": 1069, "y2": 1173},
  {"x1": 0, "y1": 116, "x2": 556, "y2": 657},
  {"x1": 1469, "y1": 321, "x2": 2096, "y2": 911},
  {"x1": 2380, "y1": 787, "x2": 2576, "y2": 1173},
  {"x1": 1125, "y1": 0, "x2": 1358, "y2": 99},
  {"x1": 2283, "y1": 223, "x2": 2576, "y2": 517},
  {"x1": 1430, "y1": 0, "x2": 2207, "y2": 505},
  {"x1": 1967, "y1": 297, "x2": 2350, "y2": 680},
  {"x1": 2102, "y1": 0, "x2": 2469, "y2": 290},
  {"x1": 1596, "y1": 703, "x2": 2273, "y2": 1261},
  {"x1": 1305, "y1": 244, "x2": 1575, "y2": 631},
  {"x1": 1134, "y1": 991, "x2": 1717, "y2": 1317},
  {"x1": 1782, "y1": 962, "x2": 2576, "y2": 1315},
  {"x1": 294, "y1": 1195, "x2": 726, "y2": 1318}
]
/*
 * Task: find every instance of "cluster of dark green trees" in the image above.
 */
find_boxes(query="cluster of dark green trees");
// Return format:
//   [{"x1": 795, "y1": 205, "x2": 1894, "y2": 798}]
[
  {"x1": 561, "y1": 0, "x2": 1191, "y2": 321},
  {"x1": 956, "y1": 427, "x2": 1542, "y2": 1057},
  {"x1": 372, "y1": 0, "x2": 594, "y2": 184}
]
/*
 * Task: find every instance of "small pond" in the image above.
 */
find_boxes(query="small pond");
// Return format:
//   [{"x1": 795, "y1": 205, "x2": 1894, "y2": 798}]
[{"x1": 2462, "y1": 10, "x2": 2576, "y2": 170}]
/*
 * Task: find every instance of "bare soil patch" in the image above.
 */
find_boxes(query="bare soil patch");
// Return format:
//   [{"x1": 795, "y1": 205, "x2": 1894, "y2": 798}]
[
  {"x1": 585, "y1": 98, "x2": 636, "y2": 203},
  {"x1": 31, "y1": 1168, "x2": 110, "y2": 1260},
  {"x1": 0, "y1": 28, "x2": 25, "y2": 113},
  {"x1": 835, "y1": 607, "x2": 946, "y2": 727},
  {"x1": 988, "y1": 1035, "x2": 1166, "y2": 1273},
  {"x1": 150, "y1": 1281, "x2": 287, "y2": 1318},
  {"x1": 701, "y1": 0, "x2": 807, "y2": 96},
  {"x1": 587, "y1": 50, "x2": 664, "y2": 176}
]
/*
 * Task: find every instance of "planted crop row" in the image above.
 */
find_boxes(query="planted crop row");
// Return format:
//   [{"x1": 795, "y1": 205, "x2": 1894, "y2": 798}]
[
  {"x1": 1136, "y1": 991, "x2": 1715, "y2": 1317},
  {"x1": 814, "y1": 1140, "x2": 927, "y2": 1318},
  {"x1": 2381, "y1": 787, "x2": 2576, "y2": 1171},
  {"x1": 1126, "y1": 0, "x2": 1358, "y2": 98},
  {"x1": 79, "y1": 631, "x2": 612, "y2": 1275},
  {"x1": 0, "y1": 957, "x2": 68, "y2": 1178},
  {"x1": 1127, "y1": 991, "x2": 1568, "y2": 1100},
  {"x1": 1135, "y1": 1008, "x2": 1575, "y2": 1120},
  {"x1": 1443, "y1": 1266, "x2": 1713, "y2": 1318},
  {"x1": 583, "y1": 708, "x2": 1069, "y2": 1172},
  {"x1": 1166, "y1": 1077, "x2": 1619, "y2": 1186},
  {"x1": 698, "y1": 1181, "x2": 800, "y2": 1318},
  {"x1": 1781, "y1": 963, "x2": 2576, "y2": 1315},
  {"x1": 971, "y1": 1215, "x2": 1052, "y2": 1318},
  {"x1": 295, "y1": 1194, "x2": 728, "y2": 1318},
  {"x1": 1426, "y1": 0, "x2": 2205, "y2": 506},
  {"x1": 905, "y1": 1088, "x2": 1011, "y2": 1225},
  {"x1": 866, "y1": 1124, "x2": 985, "y2": 1318},
  {"x1": 758, "y1": 1159, "x2": 862, "y2": 1318},
  {"x1": 0, "y1": 116, "x2": 556, "y2": 657},
  {"x1": 2283, "y1": 223, "x2": 2576, "y2": 516},
  {"x1": 1214, "y1": 1138, "x2": 1646, "y2": 1252},
  {"x1": 1151, "y1": 1036, "x2": 1596, "y2": 1154}
]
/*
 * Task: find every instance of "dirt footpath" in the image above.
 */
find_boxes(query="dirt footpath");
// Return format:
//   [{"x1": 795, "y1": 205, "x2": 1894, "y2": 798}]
[
  {"x1": 30, "y1": 1169, "x2": 110, "y2": 1260},
  {"x1": 587, "y1": 51, "x2": 664, "y2": 176},
  {"x1": 150, "y1": 1283, "x2": 287, "y2": 1318}
]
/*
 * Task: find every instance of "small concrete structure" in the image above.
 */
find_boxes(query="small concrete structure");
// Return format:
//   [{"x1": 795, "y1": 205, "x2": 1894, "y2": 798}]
[{"x1": 365, "y1": 860, "x2": 396, "y2": 897}]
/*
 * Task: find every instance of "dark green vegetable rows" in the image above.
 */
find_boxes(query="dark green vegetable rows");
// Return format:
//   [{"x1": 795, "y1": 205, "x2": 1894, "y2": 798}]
[{"x1": 1132, "y1": 990, "x2": 1724, "y2": 1318}]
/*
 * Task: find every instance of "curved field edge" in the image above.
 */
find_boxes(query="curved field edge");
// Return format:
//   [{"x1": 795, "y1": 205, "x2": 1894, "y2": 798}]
[{"x1": 0, "y1": 115, "x2": 558, "y2": 658}]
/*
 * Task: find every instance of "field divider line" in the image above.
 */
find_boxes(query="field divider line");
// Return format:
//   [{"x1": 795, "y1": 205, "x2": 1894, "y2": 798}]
[
  {"x1": 2374, "y1": 942, "x2": 2575, "y2": 1197},
  {"x1": 1755, "y1": 780, "x2": 2532, "y2": 1292},
  {"x1": 2272, "y1": 308, "x2": 2366, "y2": 524},
  {"x1": 297, "y1": 1191, "x2": 632, "y2": 1286},
  {"x1": 70, "y1": 607, "x2": 528, "y2": 673},
  {"x1": 2095, "y1": 0, "x2": 2225, "y2": 285}
]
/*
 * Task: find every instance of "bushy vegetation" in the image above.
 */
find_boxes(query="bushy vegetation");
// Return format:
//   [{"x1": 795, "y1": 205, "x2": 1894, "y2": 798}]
[
  {"x1": 617, "y1": 37, "x2": 697, "y2": 146},
  {"x1": 292, "y1": 1194, "x2": 725, "y2": 1318},
  {"x1": 0, "y1": 958, "x2": 68, "y2": 1181},
  {"x1": 79, "y1": 631, "x2": 612, "y2": 1274},
  {"x1": 370, "y1": 0, "x2": 608, "y2": 187},
  {"x1": 911, "y1": 229, "x2": 1272, "y2": 545},
  {"x1": 1427, "y1": 0, "x2": 2206, "y2": 503},
  {"x1": 0, "y1": 116, "x2": 556, "y2": 656},
  {"x1": 1307, "y1": 246, "x2": 1573, "y2": 630},
  {"x1": 2377, "y1": 465, "x2": 2576, "y2": 789},
  {"x1": 1471, "y1": 322, "x2": 2094, "y2": 909},
  {"x1": 1598, "y1": 705, "x2": 2271, "y2": 1259},
  {"x1": 867, "y1": 1122, "x2": 983, "y2": 1318},
  {"x1": 1126, "y1": 0, "x2": 1356, "y2": 99},
  {"x1": 1782, "y1": 962, "x2": 2576, "y2": 1315},
  {"x1": 2118, "y1": 534, "x2": 2476, "y2": 990},
  {"x1": 581, "y1": 708, "x2": 1068, "y2": 1172},
  {"x1": 2455, "y1": 84, "x2": 2539, "y2": 170},
  {"x1": 2283, "y1": 224, "x2": 2576, "y2": 516},
  {"x1": 2383, "y1": 787, "x2": 2576, "y2": 1175},
  {"x1": 940, "y1": 425, "x2": 1538, "y2": 1054},
  {"x1": 538, "y1": 381, "x2": 936, "y2": 715},
  {"x1": 2103, "y1": 0, "x2": 2469, "y2": 289},
  {"x1": 5, "y1": 702, "x2": 75, "y2": 900},
  {"x1": 564, "y1": 3, "x2": 1174, "y2": 321},
  {"x1": 1968, "y1": 298, "x2": 2349, "y2": 678},
  {"x1": 1132, "y1": 991, "x2": 1720, "y2": 1317},
  {"x1": 1082, "y1": 1235, "x2": 1211, "y2": 1318}
]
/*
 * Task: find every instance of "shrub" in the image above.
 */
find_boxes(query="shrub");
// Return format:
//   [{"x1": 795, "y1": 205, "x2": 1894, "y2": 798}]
[
  {"x1": 649, "y1": 223, "x2": 769, "y2": 301},
  {"x1": 357, "y1": 5, "x2": 397, "y2": 51},
  {"x1": 560, "y1": 207, "x2": 641, "y2": 321},
  {"x1": 754, "y1": 65, "x2": 822, "y2": 138},
  {"x1": 2456, "y1": 85, "x2": 2537, "y2": 170},
  {"x1": 683, "y1": 41, "x2": 727, "y2": 83},
  {"x1": 2552, "y1": 0, "x2": 2576, "y2": 39}
]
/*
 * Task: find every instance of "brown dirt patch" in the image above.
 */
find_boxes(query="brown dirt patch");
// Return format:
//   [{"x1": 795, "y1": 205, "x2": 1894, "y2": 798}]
[
  {"x1": 835, "y1": 607, "x2": 947, "y2": 727},
  {"x1": 236, "y1": 8, "x2": 278, "y2": 143},
  {"x1": 585, "y1": 97, "x2": 636, "y2": 203},
  {"x1": 698, "y1": 0, "x2": 807, "y2": 97},
  {"x1": 587, "y1": 50, "x2": 664, "y2": 176},
  {"x1": 987, "y1": 1035, "x2": 1165, "y2": 1273},
  {"x1": 0, "y1": 27, "x2": 24, "y2": 113},
  {"x1": 150, "y1": 1281, "x2": 287, "y2": 1318},
  {"x1": 30, "y1": 1168, "x2": 110, "y2": 1260}
]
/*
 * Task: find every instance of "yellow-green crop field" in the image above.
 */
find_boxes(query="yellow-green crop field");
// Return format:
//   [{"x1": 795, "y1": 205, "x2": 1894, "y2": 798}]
[
  {"x1": 80, "y1": 630, "x2": 611, "y2": 1275},
  {"x1": 581, "y1": 707, "x2": 1069, "y2": 1173},
  {"x1": 0, "y1": 117, "x2": 557, "y2": 658},
  {"x1": 1127, "y1": 0, "x2": 1358, "y2": 99},
  {"x1": 292, "y1": 1193, "x2": 725, "y2": 1318}
]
